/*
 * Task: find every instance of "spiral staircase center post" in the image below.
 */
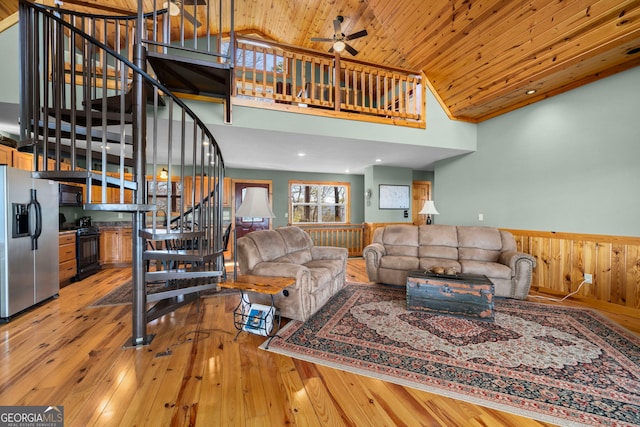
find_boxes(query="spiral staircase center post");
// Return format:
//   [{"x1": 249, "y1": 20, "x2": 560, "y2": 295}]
[{"x1": 128, "y1": 0, "x2": 152, "y2": 347}]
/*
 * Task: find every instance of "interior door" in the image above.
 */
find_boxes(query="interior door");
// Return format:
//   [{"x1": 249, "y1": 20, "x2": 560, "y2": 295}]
[
  {"x1": 234, "y1": 182, "x2": 271, "y2": 239},
  {"x1": 412, "y1": 180, "x2": 432, "y2": 225}
]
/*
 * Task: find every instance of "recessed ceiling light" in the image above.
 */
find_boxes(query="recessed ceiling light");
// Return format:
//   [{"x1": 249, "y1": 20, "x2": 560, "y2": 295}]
[
  {"x1": 297, "y1": 152, "x2": 306, "y2": 157},
  {"x1": 345, "y1": 169, "x2": 350, "y2": 173},
  {"x1": 525, "y1": 89, "x2": 536, "y2": 95},
  {"x1": 375, "y1": 158, "x2": 382, "y2": 163}
]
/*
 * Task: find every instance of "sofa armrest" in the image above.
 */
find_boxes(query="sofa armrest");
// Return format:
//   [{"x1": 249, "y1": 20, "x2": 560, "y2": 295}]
[
  {"x1": 363, "y1": 243, "x2": 385, "y2": 263},
  {"x1": 499, "y1": 251, "x2": 537, "y2": 299},
  {"x1": 363, "y1": 243, "x2": 386, "y2": 282},
  {"x1": 499, "y1": 251, "x2": 536, "y2": 270},
  {"x1": 311, "y1": 246, "x2": 348, "y2": 261}
]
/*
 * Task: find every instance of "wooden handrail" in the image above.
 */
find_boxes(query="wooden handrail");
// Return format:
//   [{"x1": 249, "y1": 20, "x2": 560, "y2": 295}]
[{"x1": 294, "y1": 224, "x2": 365, "y2": 257}]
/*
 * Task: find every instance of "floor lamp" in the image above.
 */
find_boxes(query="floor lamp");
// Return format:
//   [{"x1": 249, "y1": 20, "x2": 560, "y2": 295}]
[
  {"x1": 233, "y1": 187, "x2": 276, "y2": 281},
  {"x1": 419, "y1": 200, "x2": 439, "y2": 225}
]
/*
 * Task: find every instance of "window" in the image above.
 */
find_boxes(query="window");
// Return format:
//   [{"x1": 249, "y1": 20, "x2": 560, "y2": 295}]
[
  {"x1": 290, "y1": 182, "x2": 349, "y2": 224},
  {"x1": 222, "y1": 40, "x2": 286, "y2": 73}
]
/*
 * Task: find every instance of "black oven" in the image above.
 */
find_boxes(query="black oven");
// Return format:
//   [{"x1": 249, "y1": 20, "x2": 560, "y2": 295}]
[{"x1": 76, "y1": 227, "x2": 101, "y2": 280}]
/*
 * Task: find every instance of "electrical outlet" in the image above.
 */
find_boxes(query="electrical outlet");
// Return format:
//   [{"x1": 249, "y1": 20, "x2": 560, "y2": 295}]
[{"x1": 584, "y1": 273, "x2": 593, "y2": 284}]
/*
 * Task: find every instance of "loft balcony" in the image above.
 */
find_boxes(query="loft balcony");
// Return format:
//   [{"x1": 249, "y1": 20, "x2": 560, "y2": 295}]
[{"x1": 231, "y1": 38, "x2": 425, "y2": 128}]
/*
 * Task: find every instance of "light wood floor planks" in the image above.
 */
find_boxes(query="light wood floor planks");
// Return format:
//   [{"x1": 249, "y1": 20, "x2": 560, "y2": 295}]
[{"x1": 1, "y1": 259, "x2": 638, "y2": 426}]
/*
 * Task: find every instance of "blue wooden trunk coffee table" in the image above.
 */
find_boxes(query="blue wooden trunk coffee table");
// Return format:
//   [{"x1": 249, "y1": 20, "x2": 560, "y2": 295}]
[{"x1": 406, "y1": 270, "x2": 495, "y2": 321}]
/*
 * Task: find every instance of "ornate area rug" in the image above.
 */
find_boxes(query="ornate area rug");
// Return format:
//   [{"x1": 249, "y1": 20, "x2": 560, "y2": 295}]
[
  {"x1": 88, "y1": 280, "x2": 234, "y2": 307},
  {"x1": 265, "y1": 283, "x2": 640, "y2": 427}
]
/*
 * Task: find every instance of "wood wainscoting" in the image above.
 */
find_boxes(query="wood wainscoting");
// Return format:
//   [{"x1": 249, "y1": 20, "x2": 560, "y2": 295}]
[{"x1": 505, "y1": 229, "x2": 640, "y2": 310}]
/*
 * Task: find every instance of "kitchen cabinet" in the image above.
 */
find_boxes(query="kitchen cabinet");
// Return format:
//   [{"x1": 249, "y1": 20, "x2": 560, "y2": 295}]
[
  {"x1": 0, "y1": 145, "x2": 12, "y2": 165},
  {"x1": 100, "y1": 227, "x2": 133, "y2": 266},
  {"x1": 182, "y1": 176, "x2": 230, "y2": 208},
  {"x1": 90, "y1": 172, "x2": 134, "y2": 204},
  {"x1": 12, "y1": 151, "x2": 33, "y2": 170},
  {"x1": 59, "y1": 232, "x2": 77, "y2": 286}
]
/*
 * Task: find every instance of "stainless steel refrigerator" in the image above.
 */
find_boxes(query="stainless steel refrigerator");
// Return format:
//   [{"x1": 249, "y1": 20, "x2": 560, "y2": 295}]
[{"x1": 0, "y1": 165, "x2": 59, "y2": 321}]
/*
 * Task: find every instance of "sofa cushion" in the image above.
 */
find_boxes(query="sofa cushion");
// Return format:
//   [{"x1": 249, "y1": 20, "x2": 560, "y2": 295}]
[
  {"x1": 305, "y1": 259, "x2": 344, "y2": 278},
  {"x1": 460, "y1": 260, "x2": 512, "y2": 279},
  {"x1": 419, "y1": 258, "x2": 461, "y2": 272},
  {"x1": 418, "y1": 225, "x2": 458, "y2": 259},
  {"x1": 245, "y1": 229, "x2": 287, "y2": 262},
  {"x1": 378, "y1": 225, "x2": 419, "y2": 257},
  {"x1": 419, "y1": 225, "x2": 458, "y2": 246},
  {"x1": 277, "y1": 226, "x2": 314, "y2": 252},
  {"x1": 307, "y1": 267, "x2": 332, "y2": 290},
  {"x1": 380, "y1": 255, "x2": 419, "y2": 270},
  {"x1": 458, "y1": 226, "x2": 502, "y2": 250},
  {"x1": 286, "y1": 249, "x2": 314, "y2": 265},
  {"x1": 458, "y1": 226, "x2": 503, "y2": 262},
  {"x1": 419, "y1": 245, "x2": 458, "y2": 260},
  {"x1": 459, "y1": 247, "x2": 501, "y2": 262}
]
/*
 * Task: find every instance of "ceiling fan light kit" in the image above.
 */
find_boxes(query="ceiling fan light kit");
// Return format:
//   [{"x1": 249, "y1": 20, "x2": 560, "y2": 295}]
[
  {"x1": 163, "y1": 1, "x2": 180, "y2": 16},
  {"x1": 333, "y1": 41, "x2": 346, "y2": 53}
]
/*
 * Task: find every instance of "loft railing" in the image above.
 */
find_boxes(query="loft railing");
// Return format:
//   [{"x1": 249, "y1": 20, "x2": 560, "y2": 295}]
[
  {"x1": 234, "y1": 38, "x2": 425, "y2": 127},
  {"x1": 295, "y1": 223, "x2": 365, "y2": 257}
]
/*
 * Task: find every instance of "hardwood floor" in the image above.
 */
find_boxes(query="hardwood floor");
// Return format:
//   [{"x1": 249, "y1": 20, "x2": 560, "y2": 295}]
[{"x1": 1, "y1": 259, "x2": 638, "y2": 426}]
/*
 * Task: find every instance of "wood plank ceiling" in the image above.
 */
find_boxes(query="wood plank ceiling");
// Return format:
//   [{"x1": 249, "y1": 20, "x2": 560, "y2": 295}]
[{"x1": 4, "y1": 0, "x2": 640, "y2": 122}]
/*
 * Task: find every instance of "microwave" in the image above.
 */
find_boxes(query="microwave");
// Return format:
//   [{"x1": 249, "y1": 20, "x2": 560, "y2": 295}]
[{"x1": 59, "y1": 183, "x2": 83, "y2": 207}]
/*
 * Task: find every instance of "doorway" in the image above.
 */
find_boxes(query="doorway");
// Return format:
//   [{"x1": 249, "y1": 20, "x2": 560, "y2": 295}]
[
  {"x1": 412, "y1": 180, "x2": 433, "y2": 225},
  {"x1": 234, "y1": 181, "x2": 273, "y2": 240}
]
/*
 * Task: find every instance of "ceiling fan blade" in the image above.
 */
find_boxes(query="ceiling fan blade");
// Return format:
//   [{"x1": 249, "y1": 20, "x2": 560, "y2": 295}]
[
  {"x1": 328, "y1": 46, "x2": 334, "y2": 54},
  {"x1": 333, "y1": 18, "x2": 342, "y2": 34},
  {"x1": 346, "y1": 29, "x2": 367, "y2": 41},
  {"x1": 344, "y1": 43, "x2": 358, "y2": 56},
  {"x1": 311, "y1": 37, "x2": 333, "y2": 42},
  {"x1": 182, "y1": 0, "x2": 206, "y2": 4}
]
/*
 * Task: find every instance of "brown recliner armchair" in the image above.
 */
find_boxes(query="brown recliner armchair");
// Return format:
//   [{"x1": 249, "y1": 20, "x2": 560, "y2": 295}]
[{"x1": 236, "y1": 226, "x2": 348, "y2": 321}]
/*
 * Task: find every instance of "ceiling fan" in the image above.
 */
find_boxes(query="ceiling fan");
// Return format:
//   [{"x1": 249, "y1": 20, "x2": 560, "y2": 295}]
[
  {"x1": 163, "y1": 0, "x2": 204, "y2": 28},
  {"x1": 311, "y1": 15, "x2": 368, "y2": 56}
]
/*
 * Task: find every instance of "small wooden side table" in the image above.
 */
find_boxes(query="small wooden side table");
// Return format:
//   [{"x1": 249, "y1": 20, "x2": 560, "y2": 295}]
[{"x1": 219, "y1": 275, "x2": 295, "y2": 348}]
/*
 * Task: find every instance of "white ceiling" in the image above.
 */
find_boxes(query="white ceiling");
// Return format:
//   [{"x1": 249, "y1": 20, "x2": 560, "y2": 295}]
[{"x1": 208, "y1": 124, "x2": 468, "y2": 175}]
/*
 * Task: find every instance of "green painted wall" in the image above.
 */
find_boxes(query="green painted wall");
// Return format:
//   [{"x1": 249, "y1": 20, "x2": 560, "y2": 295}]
[
  {"x1": 364, "y1": 165, "x2": 414, "y2": 223},
  {"x1": 434, "y1": 66, "x2": 640, "y2": 237}
]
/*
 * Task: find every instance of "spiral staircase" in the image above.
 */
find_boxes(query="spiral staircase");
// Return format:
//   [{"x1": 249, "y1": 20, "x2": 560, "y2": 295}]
[{"x1": 17, "y1": 0, "x2": 233, "y2": 346}]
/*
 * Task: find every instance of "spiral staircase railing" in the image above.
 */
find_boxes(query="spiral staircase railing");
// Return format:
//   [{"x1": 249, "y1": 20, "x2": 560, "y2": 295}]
[{"x1": 17, "y1": 0, "x2": 231, "y2": 346}]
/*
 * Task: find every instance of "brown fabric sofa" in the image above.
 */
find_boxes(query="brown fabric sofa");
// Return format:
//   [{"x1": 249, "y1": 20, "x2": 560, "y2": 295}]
[
  {"x1": 236, "y1": 226, "x2": 348, "y2": 321},
  {"x1": 363, "y1": 224, "x2": 536, "y2": 299}
]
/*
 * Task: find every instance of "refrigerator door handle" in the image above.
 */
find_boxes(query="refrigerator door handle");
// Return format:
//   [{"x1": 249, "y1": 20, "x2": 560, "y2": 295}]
[{"x1": 29, "y1": 189, "x2": 43, "y2": 250}]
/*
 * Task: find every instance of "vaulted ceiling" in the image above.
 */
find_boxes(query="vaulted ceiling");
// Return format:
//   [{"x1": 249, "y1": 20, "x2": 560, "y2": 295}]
[{"x1": 7, "y1": 0, "x2": 639, "y2": 123}]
